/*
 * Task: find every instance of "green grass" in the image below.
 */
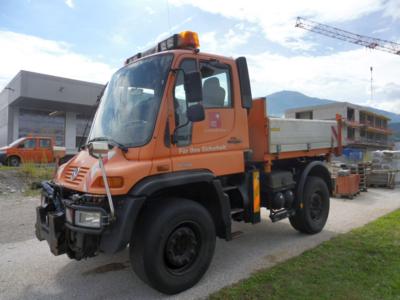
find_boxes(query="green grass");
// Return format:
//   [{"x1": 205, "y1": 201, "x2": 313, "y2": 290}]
[
  {"x1": 18, "y1": 163, "x2": 54, "y2": 196},
  {"x1": 211, "y1": 209, "x2": 400, "y2": 300},
  {"x1": 0, "y1": 163, "x2": 54, "y2": 196}
]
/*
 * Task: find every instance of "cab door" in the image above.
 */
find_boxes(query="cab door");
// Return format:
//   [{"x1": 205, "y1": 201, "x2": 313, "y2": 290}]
[
  {"x1": 38, "y1": 138, "x2": 53, "y2": 163},
  {"x1": 170, "y1": 56, "x2": 243, "y2": 176},
  {"x1": 17, "y1": 138, "x2": 37, "y2": 163}
]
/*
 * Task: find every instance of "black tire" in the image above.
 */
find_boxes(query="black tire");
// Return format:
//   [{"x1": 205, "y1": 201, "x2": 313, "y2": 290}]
[
  {"x1": 289, "y1": 176, "x2": 330, "y2": 234},
  {"x1": 7, "y1": 156, "x2": 20, "y2": 167},
  {"x1": 130, "y1": 198, "x2": 216, "y2": 294}
]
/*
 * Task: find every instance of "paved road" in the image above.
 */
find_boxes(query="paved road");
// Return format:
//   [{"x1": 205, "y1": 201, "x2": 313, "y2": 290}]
[{"x1": 1, "y1": 188, "x2": 399, "y2": 300}]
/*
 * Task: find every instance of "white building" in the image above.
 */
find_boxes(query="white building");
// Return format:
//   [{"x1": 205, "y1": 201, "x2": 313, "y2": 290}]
[{"x1": 285, "y1": 102, "x2": 392, "y2": 153}]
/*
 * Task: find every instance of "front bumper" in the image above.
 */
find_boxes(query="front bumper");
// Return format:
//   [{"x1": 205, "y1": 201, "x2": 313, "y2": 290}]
[
  {"x1": 35, "y1": 182, "x2": 146, "y2": 259},
  {"x1": 35, "y1": 206, "x2": 66, "y2": 255}
]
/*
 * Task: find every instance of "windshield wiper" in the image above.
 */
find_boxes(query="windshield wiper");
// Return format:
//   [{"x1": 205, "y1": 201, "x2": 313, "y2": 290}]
[{"x1": 86, "y1": 137, "x2": 129, "y2": 153}]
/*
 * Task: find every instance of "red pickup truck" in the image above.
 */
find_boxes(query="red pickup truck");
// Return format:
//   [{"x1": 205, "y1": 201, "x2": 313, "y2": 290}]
[{"x1": 0, "y1": 136, "x2": 56, "y2": 166}]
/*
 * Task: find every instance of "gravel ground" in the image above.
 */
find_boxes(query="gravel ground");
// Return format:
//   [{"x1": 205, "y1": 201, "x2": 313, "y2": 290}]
[{"x1": 0, "y1": 188, "x2": 399, "y2": 300}]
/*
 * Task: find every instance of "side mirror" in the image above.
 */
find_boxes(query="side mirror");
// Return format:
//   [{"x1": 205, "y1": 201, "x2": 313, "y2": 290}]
[
  {"x1": 88, "y1": 141, "x2": 109, "y2": 158},
  {"x1": 187, "y1": 104, "x2": 205, "y2": 123},
  {"x1": 184, "y1": 71, "x2": 203, "y2": 103}
]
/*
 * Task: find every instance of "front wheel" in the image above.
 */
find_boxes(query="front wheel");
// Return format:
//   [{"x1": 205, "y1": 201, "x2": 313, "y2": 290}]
[
  {"x1": 130, "y1": 198, "x2": 216, "y2": 294},
  {"x1": 289, "y1": 176, "x2": 330, "y2": 234},
  {"x1": 7, "y1": 156, "x2": 20, "y2": 167}
]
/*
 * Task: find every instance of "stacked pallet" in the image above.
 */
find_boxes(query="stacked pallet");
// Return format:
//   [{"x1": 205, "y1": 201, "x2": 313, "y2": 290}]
[
  {"x1": 369, "y1": 151, "x2": 400, "y2": 189},
  {"x1": 350, "y1": 162, "x2": 369, "y2": 192},
  {"x1": 329, "y1": 161, "x2": 361, "y2": 199}
]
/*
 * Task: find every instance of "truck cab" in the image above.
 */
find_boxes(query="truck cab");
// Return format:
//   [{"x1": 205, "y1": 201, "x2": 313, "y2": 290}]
[
  {"x1": 0, "y1": 136, "x2": 54, "y2": 166},
  {"x1": 35, "y1": 31, "x2": 339, "y2": 294}
]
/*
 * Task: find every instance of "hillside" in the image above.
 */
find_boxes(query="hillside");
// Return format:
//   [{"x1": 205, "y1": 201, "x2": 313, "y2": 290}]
[{"x1": 266, "y1": 90, "x2": 400, "y2": 123}]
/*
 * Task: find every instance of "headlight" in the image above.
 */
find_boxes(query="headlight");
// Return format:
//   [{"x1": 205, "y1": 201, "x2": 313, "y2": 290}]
[{"x1": 74, "y1": 210, "x2": 102, "y2": 228}]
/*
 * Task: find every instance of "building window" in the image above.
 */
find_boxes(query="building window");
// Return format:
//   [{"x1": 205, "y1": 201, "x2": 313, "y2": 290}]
[
  {"x1": 347, "y1": 127, "x2": 355, "y2": 140},
  {"x1": 76, "y1": 114, "x2": 92, "y2": 148},
  {"x1": 18, "y1": 109, "x2": 65, "y2": 146},
  {"x1": 295, "y1": 111, "x2": 313, "y2": 119},
  {"x1": 347, "y1": 108, "x2": 355, "y2": 121},
  {"x1": 360, "y1": 111, "x2": 366, "y2": 124}
]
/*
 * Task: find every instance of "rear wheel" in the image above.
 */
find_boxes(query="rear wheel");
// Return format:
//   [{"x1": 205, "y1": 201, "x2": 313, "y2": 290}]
[
  {"x1": 289, "y1": 176, "x2": 330, "y2": 234},
  {"x1": 7, "y1": 156, "x2": 20, "y2": 167},
  {"x1": 130, "y1": 198, "x2": 216, "y2": 294}
]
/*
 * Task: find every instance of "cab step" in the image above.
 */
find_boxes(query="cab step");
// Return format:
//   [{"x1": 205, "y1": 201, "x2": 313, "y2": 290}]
[
  {"x1": 230, "y1": 208, "x2": 244, "y2": 221},
  {"x1": 269, "y1": 209, "x2": 295, "y2": 223}
]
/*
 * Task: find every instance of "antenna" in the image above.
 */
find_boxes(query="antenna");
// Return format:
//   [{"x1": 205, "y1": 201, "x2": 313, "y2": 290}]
[
  {"x1": 166, "y1": 0, "x2": 172, "y2": 34},
  {"x1": 370, "y1": 66, "x2": 373, "y2": 102}
]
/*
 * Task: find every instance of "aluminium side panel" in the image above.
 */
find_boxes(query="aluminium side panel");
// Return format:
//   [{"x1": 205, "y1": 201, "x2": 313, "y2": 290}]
[{"x1": 269, "y1": 118, "x2": 339, "y2": 153}]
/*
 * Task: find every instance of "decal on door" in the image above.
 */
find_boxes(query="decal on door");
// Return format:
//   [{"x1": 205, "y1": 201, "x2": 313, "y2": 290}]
[{"x1": 208, "y1": 112, "x2": 221, "y2": 128}]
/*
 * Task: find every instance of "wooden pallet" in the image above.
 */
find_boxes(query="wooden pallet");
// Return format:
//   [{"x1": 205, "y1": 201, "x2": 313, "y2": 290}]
[{"x1": 334, "y1": 190, "x2": 361, "y2": 199}]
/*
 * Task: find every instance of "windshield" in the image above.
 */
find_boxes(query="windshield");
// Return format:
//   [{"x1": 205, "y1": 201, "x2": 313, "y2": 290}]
[
  {"x1": 9, "y1": 137, "x2": 26, "y2": 147},
  {"x1": 88, "y1": 54, "x2": 173, "y2": 147}
]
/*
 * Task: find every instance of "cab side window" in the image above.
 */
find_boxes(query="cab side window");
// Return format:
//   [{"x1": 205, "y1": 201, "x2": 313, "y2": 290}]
[
  {"x1": 200, "y1": 61, "x2": 232, "y2": 108},
  {"x1": 19, "y1": 139, "x2": 36, "y2": 149},
  {"x1": 39, "y1": 139, "x2": 51, "y2": 148},
  {"x1": 173, "y1": 59, "x2": 197, "y2": 146}
]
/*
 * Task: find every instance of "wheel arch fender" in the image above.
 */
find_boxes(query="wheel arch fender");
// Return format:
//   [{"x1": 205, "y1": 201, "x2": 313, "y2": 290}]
[
  {"x1": 8, "y1": 154, "x2": 22, "y2": 163},
  {"x1": 99, "y1": 170, "x2": 232, "y2": 254},
  {"x1": 296, "y1": 161, "x2": 332, "y2": 206},
  {"x1": 130, "y1": 170, "x2": 232, "y2": 240}
]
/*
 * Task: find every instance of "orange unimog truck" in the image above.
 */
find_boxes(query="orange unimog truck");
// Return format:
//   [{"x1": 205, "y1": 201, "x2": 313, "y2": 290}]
[{"x1": 35, "y1": 31, "x2": 343, "y2": 294}]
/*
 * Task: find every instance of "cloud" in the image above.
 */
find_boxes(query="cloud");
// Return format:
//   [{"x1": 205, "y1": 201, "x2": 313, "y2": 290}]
[
  {"x1": 144, "y1": 6, "x2": 156, "y2": 15},
  {"x1": 245, "y1": 48, "x2": 400, "y2": 113},
  {"x1": 110, "y1": 33, "x2": 128, "y2": 45},
  {"x1": 65, "y1": 0, "x2": 74, "y2": 8},
  {"x1": 170, "y1": 0, "x2": 392, "y2": 48},
  {"x1": 200, "y1": 26, "x2": 254, "y2": 55},
  {"x1": 383, "y1": 0, "x2": 400, "y2": 20},
  {"x1": 0, "y1": 30, "x2": 115, "y2": 89}
]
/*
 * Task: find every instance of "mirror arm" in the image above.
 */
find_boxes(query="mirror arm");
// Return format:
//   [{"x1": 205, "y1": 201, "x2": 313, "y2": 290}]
[
  {"x1": 171, "y1": 68, "x2": 185, "y2": 75},
  {"x1": 171, "y1": 120, "x2": 190, "y2": 145}
]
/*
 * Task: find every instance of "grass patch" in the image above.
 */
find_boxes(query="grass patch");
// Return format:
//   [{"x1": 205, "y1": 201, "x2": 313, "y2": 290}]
[
  {"x1": 18, "y1": 163, "x2": 54, "y2": 196},
  {"x1": 18, "y1": 163, "x2": 54, "y2": 182},
  {"x1": 211, "y1": 209, "x2": 400, "y2": 300}
]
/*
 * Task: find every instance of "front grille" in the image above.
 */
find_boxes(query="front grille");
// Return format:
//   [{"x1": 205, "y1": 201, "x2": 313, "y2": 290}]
[{"x1": 62, "y1": 166, "x2": 90, "y2": 186}]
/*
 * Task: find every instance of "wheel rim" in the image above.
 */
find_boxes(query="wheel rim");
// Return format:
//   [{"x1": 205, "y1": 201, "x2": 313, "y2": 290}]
[
  {"x1": 164, "y1": 223, "x2": 200, "y2": 274},
  {"x1": 309, "y1": 192, "x2": 323, "y2": 221},
  {"x1": 10, "y1": 158, "x2": 18, "y2": 166}
]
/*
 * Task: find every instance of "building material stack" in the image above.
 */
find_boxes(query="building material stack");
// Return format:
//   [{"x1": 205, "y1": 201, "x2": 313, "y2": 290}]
[
  {"x1": 368, "y1": 151, "x2": 400, "y2": 189},
  {"x1": 350, "y1": 162, "x2": 370, "y2": 192},
  {"x1": 329, "y1": 161, "x2": 361, "y2": 199}
]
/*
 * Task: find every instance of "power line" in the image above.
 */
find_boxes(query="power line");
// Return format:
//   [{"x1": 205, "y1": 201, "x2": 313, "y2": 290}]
[{"x1": 295, "y1": 17, "x2": 400, "y2": 56}]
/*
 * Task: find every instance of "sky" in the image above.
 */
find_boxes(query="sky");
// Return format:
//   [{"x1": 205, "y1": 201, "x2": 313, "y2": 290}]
[{"x1": 0, "y1": 0, "x2": 400, "y2": 112}]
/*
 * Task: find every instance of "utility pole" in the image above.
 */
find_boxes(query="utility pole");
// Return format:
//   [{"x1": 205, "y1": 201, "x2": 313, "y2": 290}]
[{"x1": 370, "y1": 66, "x2": 373, "y2": 102}]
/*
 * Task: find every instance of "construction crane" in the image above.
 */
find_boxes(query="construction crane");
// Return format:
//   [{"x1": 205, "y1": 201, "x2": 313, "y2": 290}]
[{"x1": 295, "y1": 17, "x2": 400, "y2": 56}]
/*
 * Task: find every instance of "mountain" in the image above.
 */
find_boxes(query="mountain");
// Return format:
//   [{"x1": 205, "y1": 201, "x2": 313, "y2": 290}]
[
  {"x1": 266, "y1": 90, "x2": 400, "y2": 122},
  {"x1": 266, "y1": 91, "x2": 334, "y2": 117}
]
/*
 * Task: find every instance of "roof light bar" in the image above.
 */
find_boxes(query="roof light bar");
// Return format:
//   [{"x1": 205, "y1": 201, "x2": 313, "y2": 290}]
[{"x1": 124, "y1": 31, "x2": 200, "y2": 65}]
